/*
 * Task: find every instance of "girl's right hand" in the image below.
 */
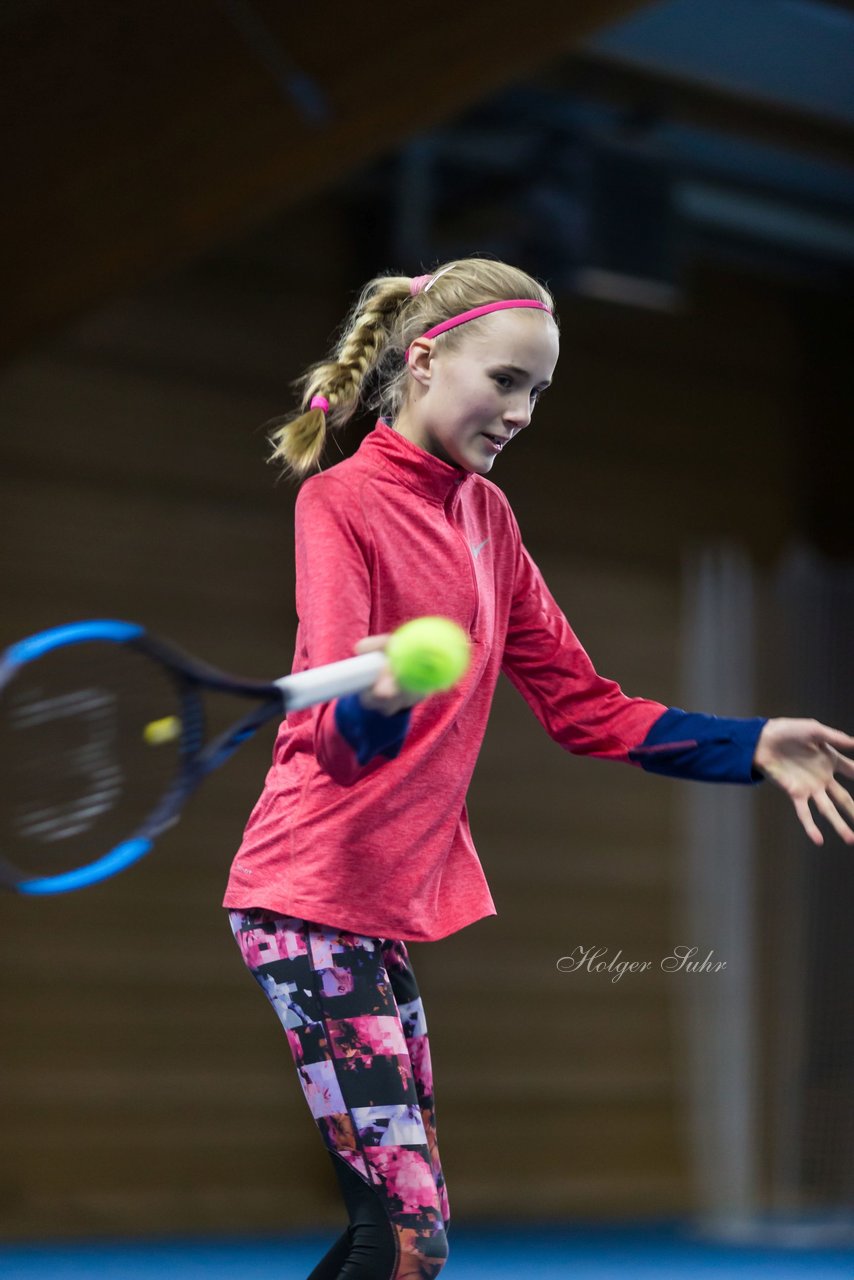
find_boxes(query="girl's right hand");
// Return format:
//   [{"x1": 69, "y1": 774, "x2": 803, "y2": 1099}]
[{"x1": 353, "y1": 634, "x2": 429, "y2": 716}]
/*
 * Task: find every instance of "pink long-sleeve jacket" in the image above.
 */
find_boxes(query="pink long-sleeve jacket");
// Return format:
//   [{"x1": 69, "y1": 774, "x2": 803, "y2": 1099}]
[{"x1": 222, "y1": 419, "x2": 764, "y2": 941}]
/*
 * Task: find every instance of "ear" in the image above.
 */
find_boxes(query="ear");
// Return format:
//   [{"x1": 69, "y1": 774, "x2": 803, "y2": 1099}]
[{"x1": 406, "y1": 338, "x2": 435, "y2": 389}]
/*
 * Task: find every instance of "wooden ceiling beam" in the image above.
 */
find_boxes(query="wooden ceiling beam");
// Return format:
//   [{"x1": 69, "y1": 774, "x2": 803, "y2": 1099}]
[{"x1": 1, "y1": 0, "x2": 647, "y2": 361}]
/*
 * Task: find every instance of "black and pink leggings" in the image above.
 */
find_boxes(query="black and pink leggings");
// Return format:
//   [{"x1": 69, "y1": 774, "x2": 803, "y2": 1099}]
[{"x1": 227, "y1": 908, "x2": 450, "y2": 1279}]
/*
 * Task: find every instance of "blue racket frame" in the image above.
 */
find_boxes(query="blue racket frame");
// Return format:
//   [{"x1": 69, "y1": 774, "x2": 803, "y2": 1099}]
[{"x1": 1, "y1": 619, "x2": 285, "y2": 895}]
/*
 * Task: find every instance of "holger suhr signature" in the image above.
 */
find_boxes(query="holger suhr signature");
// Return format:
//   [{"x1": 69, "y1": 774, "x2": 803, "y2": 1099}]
[{"x1": 556, "y1": 945, "x2": 727, "y2": 983}]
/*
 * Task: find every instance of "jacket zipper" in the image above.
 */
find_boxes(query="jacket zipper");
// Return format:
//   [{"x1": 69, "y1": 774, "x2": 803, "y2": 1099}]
[{"x1": 446, "y1": 482, "x2": 480, "y2": 637}]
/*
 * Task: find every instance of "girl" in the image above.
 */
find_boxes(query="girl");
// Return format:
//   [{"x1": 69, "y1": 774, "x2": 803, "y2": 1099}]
[{"x1": 223, "y1": 258, "x2": 854, "y2": 1280}]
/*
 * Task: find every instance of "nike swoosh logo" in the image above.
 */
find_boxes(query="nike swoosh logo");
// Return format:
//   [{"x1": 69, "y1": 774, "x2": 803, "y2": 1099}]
[{"x1": 471, "y1": 537, "x2": 490, "y2": 559}]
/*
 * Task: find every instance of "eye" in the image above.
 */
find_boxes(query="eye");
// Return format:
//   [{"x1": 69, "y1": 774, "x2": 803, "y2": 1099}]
[{"x1": 493, "y1": 374, "x2": 513, "y2": 390}]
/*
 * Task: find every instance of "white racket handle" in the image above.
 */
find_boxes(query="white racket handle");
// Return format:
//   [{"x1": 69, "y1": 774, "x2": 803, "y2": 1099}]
[{"x1": 273, "y1": 650, "x2": 388, "y2": 712}]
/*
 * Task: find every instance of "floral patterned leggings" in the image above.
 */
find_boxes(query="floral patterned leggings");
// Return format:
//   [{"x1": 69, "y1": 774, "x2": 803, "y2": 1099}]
[{"x1": 227, "y1": 908, "x2": 450, "y2": 1279}]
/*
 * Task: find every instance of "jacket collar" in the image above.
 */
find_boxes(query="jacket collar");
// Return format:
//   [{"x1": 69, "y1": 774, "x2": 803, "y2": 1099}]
[{"x1": 357, "y1": 419, "x2": 472, "y2": 504}]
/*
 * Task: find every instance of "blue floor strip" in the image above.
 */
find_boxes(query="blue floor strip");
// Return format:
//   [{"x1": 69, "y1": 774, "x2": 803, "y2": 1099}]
[{"x1": 2, "y1": 1221, "x2": 853, "y2": 1278}]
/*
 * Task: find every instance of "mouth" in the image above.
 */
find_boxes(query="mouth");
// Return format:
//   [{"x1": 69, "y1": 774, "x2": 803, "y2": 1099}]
[{"x1": 481, "y1": 433, "x2": 508, "y2": 452}]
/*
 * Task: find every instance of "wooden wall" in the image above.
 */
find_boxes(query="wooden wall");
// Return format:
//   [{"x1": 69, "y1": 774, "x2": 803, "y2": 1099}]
[{"x1": 0, "y1": 199, "x2": 818, "y2": 1239}]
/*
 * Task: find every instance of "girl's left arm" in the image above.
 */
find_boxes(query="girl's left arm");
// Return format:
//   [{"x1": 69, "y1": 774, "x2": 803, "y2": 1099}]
[{"x1": 500, "y1": 521, "x2": 854, "y2": 844}]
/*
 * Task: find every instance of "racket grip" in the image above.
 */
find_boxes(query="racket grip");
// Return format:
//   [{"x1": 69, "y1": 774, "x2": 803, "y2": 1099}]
[{"x1": 273, "y1": 651, "x2": 388, "y2": 712}]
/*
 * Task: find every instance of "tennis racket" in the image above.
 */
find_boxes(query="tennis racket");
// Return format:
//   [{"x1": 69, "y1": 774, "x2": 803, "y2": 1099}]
[{"x1": 0, "y1": 619, "x2": 398, "y2": 896}]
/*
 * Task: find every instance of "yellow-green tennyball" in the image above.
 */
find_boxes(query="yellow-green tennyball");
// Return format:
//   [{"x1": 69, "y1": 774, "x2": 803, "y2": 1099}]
[
  {"x1": 143, "y1": 715, "x2": 182, "y2": 746},
  {"x1": 386, "y1": 617, "x2": 471, "y2": 696}
]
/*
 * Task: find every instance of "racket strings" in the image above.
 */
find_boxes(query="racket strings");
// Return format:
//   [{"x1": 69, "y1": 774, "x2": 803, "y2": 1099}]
[
  {"x1": 10, "y1": 685, "x2": 124, "y2": 842},
  {"x1": 1, "y1": 641, "x2": 200, "y2": 882}
]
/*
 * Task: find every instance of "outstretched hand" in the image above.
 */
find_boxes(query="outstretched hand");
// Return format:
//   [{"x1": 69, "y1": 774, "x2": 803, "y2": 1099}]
[{"x1": 753, "y1": 719, "x2": 854, "y2": 846}]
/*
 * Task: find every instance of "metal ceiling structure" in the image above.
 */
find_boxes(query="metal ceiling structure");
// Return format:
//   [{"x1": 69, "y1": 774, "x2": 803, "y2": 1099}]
[
  {"x1": 2, "y1": 0, "x2": 852, "y2": 350},
  {"x1": 347, "y1": 0, "x2": 854, "y2": 310}
]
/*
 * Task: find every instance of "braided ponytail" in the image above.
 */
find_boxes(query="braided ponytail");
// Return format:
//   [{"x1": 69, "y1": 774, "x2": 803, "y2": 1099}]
[{"x1": 267, "y1": 273, "x2": 411, "y2": 479}]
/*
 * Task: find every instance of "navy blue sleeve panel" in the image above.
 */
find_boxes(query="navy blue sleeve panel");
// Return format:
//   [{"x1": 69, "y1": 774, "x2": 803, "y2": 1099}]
[
  {"x1": 628, "y1": 707, "x2": 768, "y2": 784},
  {"x1": 334, "y1": 694, "x2": 412, "y2": 767}
]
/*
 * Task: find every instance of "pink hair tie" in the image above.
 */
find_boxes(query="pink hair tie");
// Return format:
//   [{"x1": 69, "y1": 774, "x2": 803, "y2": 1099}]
[
  {"x1": 410, "y1": 274, "x2": 433, "y2": 296},
  {"x1": 310, "y1": 395, "x2": 329, "y2": 413},
  {"x1": 404, "y1": 298, "x2": 553, "y2": 363}
]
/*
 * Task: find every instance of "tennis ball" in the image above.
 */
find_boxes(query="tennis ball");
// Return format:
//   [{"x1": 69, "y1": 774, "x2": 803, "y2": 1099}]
[
  {"x1": 386, "y1": 617, "x2": 471, "y2": 696},
  {"x1": 143, "y1": 715, "x2": 182, "y2": 746}
]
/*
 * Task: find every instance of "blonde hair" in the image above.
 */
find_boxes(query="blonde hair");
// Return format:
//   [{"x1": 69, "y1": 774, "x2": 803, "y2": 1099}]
[{"x1": 267, "y1": 256, "x2": 558, "y2": 479}]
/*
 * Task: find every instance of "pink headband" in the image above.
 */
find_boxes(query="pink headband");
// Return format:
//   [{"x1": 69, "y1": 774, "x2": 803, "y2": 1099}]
[{"x1": 404, "y1": 299, "x2": 553, "y2": 363}]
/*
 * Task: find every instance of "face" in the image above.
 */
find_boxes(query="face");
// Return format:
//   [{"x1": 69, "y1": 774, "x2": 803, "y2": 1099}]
[{"x1": 396, "y1": 308, "x2": 560, "y2": 475}]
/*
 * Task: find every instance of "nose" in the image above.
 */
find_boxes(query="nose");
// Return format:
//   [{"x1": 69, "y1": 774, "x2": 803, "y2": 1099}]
[
  {"x1": 503, "y1": 395, "x2": 532, "y2": 430},
  {"x1": 504, "y1": 407, "x2": 530, "y2": 432}
]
